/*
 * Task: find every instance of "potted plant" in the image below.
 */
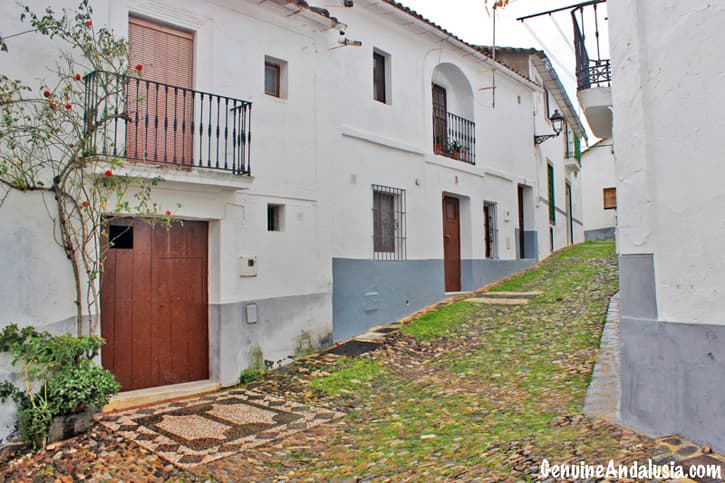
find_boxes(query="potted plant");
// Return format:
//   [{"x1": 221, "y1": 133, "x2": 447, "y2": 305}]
[
  {"x1": 448, "y1": 140, "x2": 464, "y2": 160},
  {"x1": 433, "y1": 135, "x2": 445, "y2": 154},
  {"x1": 0, "y1": 325, "x2": 120, "y2": 449}
]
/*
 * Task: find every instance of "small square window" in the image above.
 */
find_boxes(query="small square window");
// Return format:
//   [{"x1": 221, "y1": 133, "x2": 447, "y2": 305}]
[
  {"x1": 603, "y1": 187, "x2": 617, "y2": 209},
  {"x1": 264, "y1": 56, "x2": 288, "y2": 99},
  {"x1": 109, "y1": 225, "x2": 133, "y2": 249},
  {"x1": 267, "y1": 204, "x2": 285, "y2": 232}
]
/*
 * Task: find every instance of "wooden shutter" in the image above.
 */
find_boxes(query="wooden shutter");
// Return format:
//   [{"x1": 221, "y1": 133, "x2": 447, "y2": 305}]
[
  {"x1": 603, "y1": 187, "x2": 617, "y2": 209},
  {"x1": 432, "y1": 84, "x2": 447, "y2": 150},
  {"x1": 127, "y1": 17, "x2": 194, "y2": 165}
]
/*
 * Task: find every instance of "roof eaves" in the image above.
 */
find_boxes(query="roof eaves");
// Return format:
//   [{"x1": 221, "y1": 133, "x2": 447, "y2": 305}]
[
  {"x1": 270, "y1": 0, "x2": 347, "y2": 30},
  {"x1": 530, "y1": 53, "x2": 588, "y2": 141}
]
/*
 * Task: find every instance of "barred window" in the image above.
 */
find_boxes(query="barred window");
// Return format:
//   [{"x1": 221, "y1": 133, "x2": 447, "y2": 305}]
[
  {"x1": 484, "y1": 201, "x2": 498, "y2": 259},
  {"x1": 372, "y1": 185, "x2": 406, "y2": 260}
]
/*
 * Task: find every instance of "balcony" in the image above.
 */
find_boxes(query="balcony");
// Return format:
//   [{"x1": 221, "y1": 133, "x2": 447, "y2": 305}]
[
  {"x1": 83, "y1": 71, "x2": 252, "y2": 175},
  {"x1": 432, "y1": 108, "x2": 476, "y2": 165},
  {"x1": 573, "y1": 3, "x2": 612, "y2": 139}
]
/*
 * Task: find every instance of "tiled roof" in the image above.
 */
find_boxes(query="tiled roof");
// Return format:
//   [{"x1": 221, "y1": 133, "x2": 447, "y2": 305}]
[{"x1": 377, "y1": 0, "x2": 535, "y2": 86}]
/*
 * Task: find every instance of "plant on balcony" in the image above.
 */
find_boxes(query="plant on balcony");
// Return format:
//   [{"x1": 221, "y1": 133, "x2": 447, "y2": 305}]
[
  {"x1": 433, "y1": 135, "x2": 445, "y2": 154},
  {"x1": 0, "y1": 324, "x2": 120, "y2": 448},
  {"x1": 0, "y1": 1, "x2": 173, "y2": 337},
  {"x1": 447, "y1": 139, "x2": 465, "y2": 160}
]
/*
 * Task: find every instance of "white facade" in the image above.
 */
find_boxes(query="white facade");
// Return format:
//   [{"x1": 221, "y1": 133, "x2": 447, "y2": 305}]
[
  {"x1": 581, "y1": 138, "x2": 616, "y2": 240},
  {"x1": 607, "y1": 0, "x2": 725, "y2": 452},
  {"x1": 0, "y1": 0, "x2": 585, "y2": 440}
]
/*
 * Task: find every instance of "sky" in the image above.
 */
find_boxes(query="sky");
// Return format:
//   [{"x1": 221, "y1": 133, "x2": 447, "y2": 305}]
[{"x1": 394, "y1": 0, "x2": 610, "y2": 142}]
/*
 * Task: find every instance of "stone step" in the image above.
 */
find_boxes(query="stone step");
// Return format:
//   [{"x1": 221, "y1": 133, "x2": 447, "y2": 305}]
[
  {"x1": 104, "y1": 379, "x2": 221, "y2": 412},
  {"x1": 477, "y1": 291, "x2": 543, "y2": 299},
  {"x1": 466, "y1": 297, "x2": 530, "y2": 305}
]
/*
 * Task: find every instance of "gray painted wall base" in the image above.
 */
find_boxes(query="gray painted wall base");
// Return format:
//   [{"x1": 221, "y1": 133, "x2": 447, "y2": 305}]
[
  {"x1": 585, "y1": 227, "x2": 615, "y2": 241},
  {"x1": 620, "y1": 316, "x2": 725, "y2": 453},
  {"x1": 619, "y1": 252, "x2": 725, "y2": 453},
  {"x1": 332, "y1": 258, "x2": 535, "y2": 342},
  {"x1": 210, "y1": 292, "x2": 332, "y2": 386},
  {"x1": 514, "y1": 229, "x2": 539, "y2": 259}
]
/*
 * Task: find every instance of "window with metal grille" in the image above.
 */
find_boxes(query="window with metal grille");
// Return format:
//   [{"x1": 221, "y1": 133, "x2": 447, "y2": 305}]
[
  {"x1": 372, "y1": 185, "x2": 406, "y2": 260},
  {"x1": 603, "y1": 187, "x2": 617, "y2": 209},
  {"x1": 547, "y1": 163, "x2": 556, "y2": 224},
  {"x1": 373, "y1": 50, "x2": 389, "y2": 104},
  {"x1": 484, "y1": 201, "x2": 498, "y2": 259}
]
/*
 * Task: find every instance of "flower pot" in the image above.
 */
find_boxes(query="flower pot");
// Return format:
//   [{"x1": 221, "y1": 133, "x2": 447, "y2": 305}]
[
  {"x1": 434, "y1": 143, "x2": 443, "y2": 154},
  {"x1": 47, "y1": 407, "x2": 97, "y2": 444},
  {"x1": 452, "y1": 151, "x2": 461, "y2": 160}
]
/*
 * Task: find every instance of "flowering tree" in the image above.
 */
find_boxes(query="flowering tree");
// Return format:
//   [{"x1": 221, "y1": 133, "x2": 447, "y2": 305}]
[{"x1": 0, "y1": 1, "x2": 171, "y2": 336}]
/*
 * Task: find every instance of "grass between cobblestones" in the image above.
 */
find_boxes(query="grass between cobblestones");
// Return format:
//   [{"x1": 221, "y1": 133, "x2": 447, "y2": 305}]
[{"x1": 216, "y1": 240, "x2": 657, "y2": 479}]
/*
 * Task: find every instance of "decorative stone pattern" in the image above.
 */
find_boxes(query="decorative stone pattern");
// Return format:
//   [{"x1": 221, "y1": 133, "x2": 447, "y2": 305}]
[
  {"x1": 654, "y1": 436, "x2": 725, "y2": 483},
  {"x1": 584, "y1": 292, "x2": 621, "y2": 421},
  {"x1": 96, "y1": 389, "x2": 343, "y2": 469}
]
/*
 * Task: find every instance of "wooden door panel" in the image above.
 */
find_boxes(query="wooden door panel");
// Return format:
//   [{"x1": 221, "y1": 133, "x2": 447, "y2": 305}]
[
  {"x1": 442, "y1": 196, "x2": 461, "y2": 292},
  {"x1": 101, "y1": 219, "x2": 208, "y2": 392}
]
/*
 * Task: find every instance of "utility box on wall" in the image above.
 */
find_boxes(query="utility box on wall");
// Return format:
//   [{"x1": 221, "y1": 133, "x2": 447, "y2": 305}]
[{"x1": 239, "y1": 256, "x2": 257, "y2": 277}]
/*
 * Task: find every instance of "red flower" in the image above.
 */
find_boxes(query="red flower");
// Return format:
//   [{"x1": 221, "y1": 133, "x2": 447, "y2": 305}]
[
  {"x1": 75, "y1": 73, "x2": 82, "y2": 81},
  {"x1": 65, "y1": 103, "x2": 72, "y2": 110},
  {"x1": 81, "y1": 201, "x2": 90, "y2": 208},
  {"x1": 165, "y1": 210, "x2": 172, "y2": 216},
  {"x1": 85, "y1": 20, "x2": 93, "y2": 27},
  {"x1": 43, "y1": 90, "x2": 51, "y2": 98},
  {"x1": 104, "y1": 169, "x2": 112, "y2": 177},
  {"x1": 135, "y1": 64, "x2": 143, "y2": 72},
  {"x1": 49, "y1": 102, "x2": 56, "y2": 109}
]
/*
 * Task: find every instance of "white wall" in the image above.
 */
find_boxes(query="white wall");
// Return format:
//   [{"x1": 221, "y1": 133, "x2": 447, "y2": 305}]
[
  {"x1": 610, "y1": 0, "x2": 725, "y2": 325},
  {"x1": 582, "y1": 138, "x2": 616, "y2": 233}
]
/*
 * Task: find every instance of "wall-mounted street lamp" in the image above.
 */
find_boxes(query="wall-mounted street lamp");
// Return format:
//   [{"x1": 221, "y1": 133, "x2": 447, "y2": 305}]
[{"x1": 534, "y1": 110, "x2": 564, "y2": 145}]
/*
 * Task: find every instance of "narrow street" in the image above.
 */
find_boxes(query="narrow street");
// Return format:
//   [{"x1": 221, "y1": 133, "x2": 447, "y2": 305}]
[{"x1": 6, "y1": 241, "x2": 720, "y2": 481}]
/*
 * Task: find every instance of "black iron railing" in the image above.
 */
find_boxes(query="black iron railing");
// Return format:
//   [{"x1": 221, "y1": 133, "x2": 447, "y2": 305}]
[
  {"x1": 572, "y1": 4, "x2": 611, "y2": 91},
  {"x1": 83, "y1": 71, "x2": 252, "y2": 175},
  {"x1": 432, "y1": 108, "x2": 476, "y2": 164},
  {"x1": 578, "y1": 59, "x2": 611, "y2": 89}
]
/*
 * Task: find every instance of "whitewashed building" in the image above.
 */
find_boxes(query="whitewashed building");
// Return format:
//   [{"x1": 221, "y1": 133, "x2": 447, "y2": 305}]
[
  {"x1": 581, "y1": 137, "x2": 616, "y2": 241},
  {"x1": 570, "y1": 0, "x2": 725, "y2": 453},
  {"x1": 0, "y1": 0, "x2": 585, "y2": 439}
]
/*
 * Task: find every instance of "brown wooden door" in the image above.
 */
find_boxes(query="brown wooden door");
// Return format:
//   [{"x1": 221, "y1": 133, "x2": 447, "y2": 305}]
[
  {"x1": 127, "y1": 17, "x2": 194, "y2": 165},
  {"x1": 432, "y1": 84, "x2": 448, "y2": 151},
  {"x1": 517, "y1": 185, "x2": 525, "y2": 258},
  {"x1": 442, "y1": 196, "x2": 461, "y2": 292},
  {"x1": 101, "y1": 219, "x2": 209, "y2": 391}
]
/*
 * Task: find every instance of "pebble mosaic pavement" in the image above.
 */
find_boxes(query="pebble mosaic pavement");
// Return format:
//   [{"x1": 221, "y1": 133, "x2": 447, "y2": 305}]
[{"x1": 96, "y1": 388, "x2": 343, "y2": 469}]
